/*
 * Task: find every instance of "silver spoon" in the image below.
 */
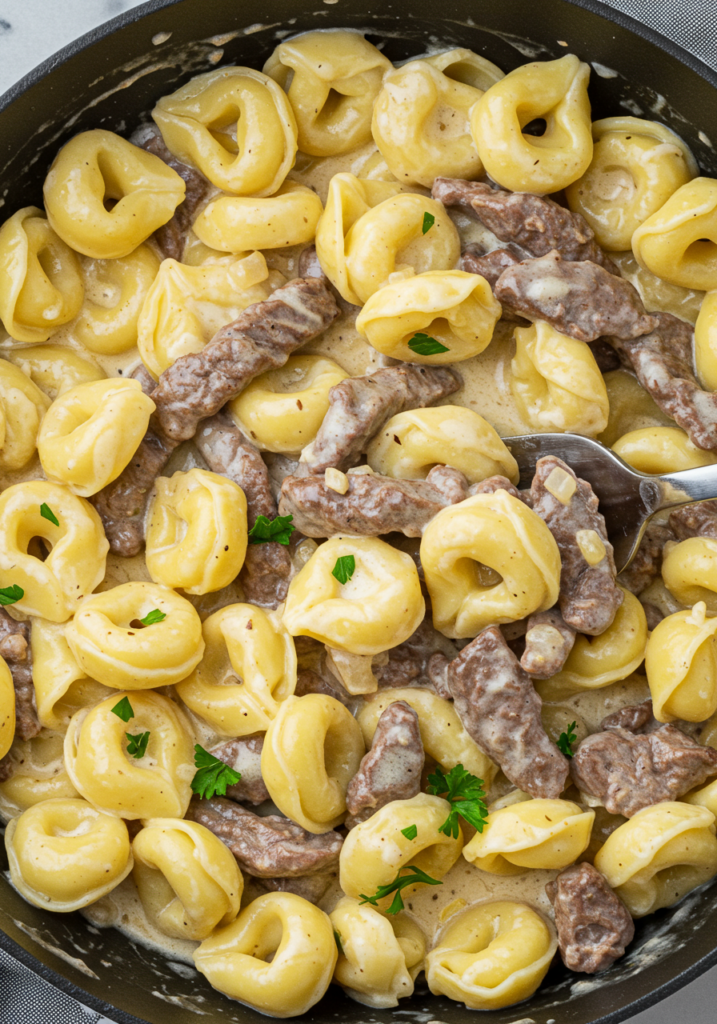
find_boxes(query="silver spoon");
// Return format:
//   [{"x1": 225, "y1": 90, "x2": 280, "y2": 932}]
[{"x1": 504, "y1": 433, "x2": 717, "y2": 573}]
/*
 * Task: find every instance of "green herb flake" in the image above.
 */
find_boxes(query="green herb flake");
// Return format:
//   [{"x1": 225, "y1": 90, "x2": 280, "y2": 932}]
[
  {"x1": 427, "y1": 763, "x2": 488, "y2": 838},
  {"x1": 126, "y1": 731, "x2": 151, "y2": 759},
  {"x1": 401, "y1": 824, "x2": 418, "y2": 841},
  {"x1": 0, "y1": 584, "x2": 23, "y2": 606},
  {"x1": 248, "y1": 514, "x2": 295, "y2": 546},
  {"x1": 557, "y1": 721, "x2": 578, "y2": 759},
  {"x1": 191, "y1": 744, "x2": 242, "y2": 800},
  {"x1": 334, "y1": 929, "x2": 344, "y2": 956},
  {"x1": 358, "y1": 864, "x2": 442, "y2": 915},
  {"x1": 111, "y1": 697, "x2": 134, "y2": 723},
  {"x1": 422, "y1": 211, "x2": 435, "y2": 234},
  {"x1": 408, "y1": 333, "x2": 450, "y2": 356},
  {"x1": 40, "y1": 503, "x2": 59, "y2": 527},
  {"x1": 140, "y1": 609, "x2": 166, "y2": 626},
  {"x1": 332, "y1": 554, "x2": 356, "y2": 585}
]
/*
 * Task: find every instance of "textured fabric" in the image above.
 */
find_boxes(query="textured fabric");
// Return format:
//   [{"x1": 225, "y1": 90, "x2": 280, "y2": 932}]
[
  {"x1": 0, "y1": 947, "x2": 114, "y2": 1023},
  {"x1": 600, "y1": 0, "x2": 717, "y2": 71}
]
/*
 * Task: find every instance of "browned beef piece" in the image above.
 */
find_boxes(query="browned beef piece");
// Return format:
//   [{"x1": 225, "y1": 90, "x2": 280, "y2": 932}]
[
  {"x1": 426, "y1": 465, "x2": 470, "y2": 504},
  {"x1": 0, "y1": 755, "x2": 13, "y2": 782},
  {"x1": 345, "y1": 701, "x2": 424, "y2": 828},
  {"x1": 131, "y1": 124, "x2": 208, "y2": 261},
  {"x1": 252, "y1": 874, "x2": 335, "y2": 904},
  {"x1": 152, "y1": 277, "x2": 340, "y2": 441},
  {"x1": 610, "y1": 313, "x2": 717, "y2": 451},
  {"x1": 589, "y1": 338, "x2": 622, "y2": 374},
  {"x1": 571, "y1": 724, "x2": 717, "y2": 817},
  {"x1": 298, "y1": 244, "x2": 326, "y2": 280},
  {"x1": 303, "y1": 364, "x2": 462, "y2": 474},
  {"x1": 130, "y1": 362, "x2": 158, "y2": 396},
  {"x1": 0, "y1": 610, "x2": 39, "y2": 741},
  {"x1": 294, "y1": 667, "x2": 355, "y2": 709},
  {"x1": 641, "y1": 601, "x2": 664, "y2": 631},
  {"x1": 546, "y1": 862, "x2": 634, "y2": 973},
  {"x1": 239, "y1": 543, "x2": 292, "y2": 609},
  {"x1": 186, "y1": 797, "x2": 343, "y2": 876},
  {"x1": 374, "y1": 616, "x2": 461, "y2": 694},
  {"x1": 601, "y1": 699, "x2": 656, "y2": 734},
  {"x1": 618, "y1": 521, "x2": 674, "y2": 596},
  {"x1": 520, "y1": 608, "x2": 576, "y2": 679},
  {"x1": 670, "y1": 500, "x2": 717, "y2": 540},
  {"x1": 447, "y1": 626, "x2": 569, "y2": 798},
  {"x1": 530, "y1": 456, "x2": 623, "y2": 635},
  {"x1": 433, "y1": 177, "x2": 617, "y2": 271},
  {"x1": 278, "y1": 465, "x2": 467, "y2": 538},
  {"x1": 459, "y1": 245, "x2": 528, "y2": 325},
  {"x1": 210, "y1": 734, "x2": 269, "y2": 806},
  {"x1": 495, "y1": 251, "x2": 659, "y2": 343},
  {"x1": 467, "y1": 475, "x2": 529, "y2": 504}
]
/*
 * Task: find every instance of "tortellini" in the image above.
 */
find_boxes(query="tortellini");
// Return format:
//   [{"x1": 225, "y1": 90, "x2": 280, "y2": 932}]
[
  {"x1": 598, "y1": 367, "x2": 672, "y2": 448},
  {"x1": 283, "y1": 536, "x2": 425, "y2": 655},
  {"x1": 0, "y1": 207, "x2": 84, "y2": 342},
  {"x1": 31, "y1": 619, "x2": 112, "y2": 731},
  {"x1": 0, "y1": 658, "x2": 14, "y2": 760},
  {"x1": 463, "y1": 799, "x2": 594, "y2": 873},
  {"x1": 632, "y1": 177, "x2": 717, "y2": 291},
  {"x1": 662, "y1": 538, "x2": 717, "y2": 614},
  {"x1": 43, "y1": 130, "x2": 185, "y2": 259},
  {"x1": 152, "y1": 67, "x2": 297, "y2": 196},
  {"x1": 5, "y1": 798, "x2": 132, "y2": 911},
  {"x1": 421, "y1": 490, "x2": 561, "y2": 638},
  {"x1": 193, "y1": 182, "x2": 323, "y2": 253},
  {"x1": 175, "y1": 603, "x2": 296, "y2": 737},
  {"x1": 471, "y1": 54, "x2": 592, "y2": 194},
  {"x1": 0, "y1": 359, "x2": 50, "y2": 470},
  {"x1": 340, "y1": 794, "x2": 464, "y2": 903},
  {"x1": 264, "y1": 31, "x2": 391, "y2": 156},
  {"x1": 262, "y1": 694, "x2": 365, "y2": 833},
  {"x1": 137, "y1": 252, "x2": 275, "y2": 378},
  {"x1": 37, "y1": 378, "x2": 155, "y2": 496},
  {"x1": 330, "y1": 897, "x2": 425, "y2": 1008},
  {"x1": 355, "y1": 270, "x2": 501, "y2": 364},
  {"x1": 64, "y1": 690, "x2": 195, "y2": 819},
  {"x1": 0, "y1": 732, "x2": 79, "y2": 817},
  {"x1": 646, "y1": 602, "x2": 717, "y2": 722},
  {"x1": 566, "y1": 117, "x2": 697, "y2": 251},
  {"x1": 426, "y1": 901, "x2": 557, "y2": 1010},
  {"x1": 696, "y1": 289, "x2": 717, "y2": 391},
  {"x1": 193, "y1": 892, "x2": 337, "y2": 1018},
  {"x1": 613, "y1": 426, "x2": 717, "y2": 474},
  {"x1": 366, "y1": 406, "x2": 518, "y2": 484},
  {"x1": 315, "y1": 174, "x2": 459, "y2": 305},
  {"x1": 7, "y1": 345, "x2": 104, "y2": 400},
  {"x1": 0, "y1": 480, "x2": 108, "y2": 622},
  {"x1": 511, "y1": 321, "x2": 609, "y2": 437},
  {"x1": 133, "y1": 819, "x2": 243, "y2": 940},
  {"x1": 229, "y1": 354, "x2": 348, "y2": 454},
  {"x1": 594, "y1": 802, "x2": 717, "y2": 917},
  {"x1": 66, "y1": 582, "x2": 204, "y2": 690},
  {"x1": 145, "y1": 469, "x2": 247, "y2": 594}
]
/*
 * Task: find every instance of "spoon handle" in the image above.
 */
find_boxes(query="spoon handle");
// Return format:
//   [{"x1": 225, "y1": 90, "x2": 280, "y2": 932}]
[{"x1": 656, "y1": 463, "x2": 717, "y2": 510}]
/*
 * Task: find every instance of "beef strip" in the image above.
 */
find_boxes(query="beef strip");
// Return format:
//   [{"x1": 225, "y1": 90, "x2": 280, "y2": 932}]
[
  {"x1": 447, "y1": 626, "x2": 569, "y2": 799},
  {"x1": 618, "y1": 521, "x2": 674, "y2": 596},
  {"x1": 546, "y1": 862, "x2": 635, "y2": 973},
  {"x1": 152, "y1": 276, "x2": 340, "y2": 441},
  {"x1": 467, "y1": 475, "x2": 529, "y2": 504},
  {"x1": 251, "y1": 874, "x2": 335, "y2": 904},
  {"x1": 589, "y1": 338, "x2": 622, "y2": 374},
  {"x1": 530, "y1": 456, "x2": 623, "y2": 635},
  {"x1": 670, "y1": 500, "x2": 717, "y2": 540},
  {"x1": 345, "y1": 701, "x2": 424, "y2": 828},
  {"x1": 601, "y1": 699, "x2": 657, "y2": 734},
  {"x1": 374, "y1": 615, "x2": 461, "y2": 695},
  {"x1": 495, "y1": 251, "x2": 659, "y2": 343},
  {"x1": 278, "y1": 465, "x2": 468, "y2": 538},
  {"x1": 302, "y1": 364, "x2": 461, "y2": 475},
  {"x1": 186, "y1": 796, "x2": 343, "y2": 876},
  {"x1": 0, "y1": 610, "x2": 39, "y2": 741},
  {"x1": 459, "y1": 244, "x2": 522, "y2": 287},
  {"x1": 209, "y1": 734, "x2": 269, "y2": 806},
  {"x1": 298, "y1": 244, "x2": 326, "y2": 280},
  {"x1": 432, "y1": 177, "x2": 617, "y2": 271},
  {"x1": 294, "y1": 667, "x2": 355, "y2": 709},
  {"x1": 640, "y1": 601, "x2": 665, "y2": 631},
  {"x1": 0, "y1": 755, "x2": 13, "y2": 782},
  {"x1": 238, "y1": 544, "x2": 293, "y2": 610},
  {"x1": 520, "y1": 608, "x2": 577, "y2": 679}
]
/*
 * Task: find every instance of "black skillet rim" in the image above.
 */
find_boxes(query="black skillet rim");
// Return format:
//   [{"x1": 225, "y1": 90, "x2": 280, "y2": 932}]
[{"x1": 1, "y1": 0, "x2": 717, "y2": 1020}]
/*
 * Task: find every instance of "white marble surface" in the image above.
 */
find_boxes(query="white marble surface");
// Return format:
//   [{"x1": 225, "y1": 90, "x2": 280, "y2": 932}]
[{"x1": 0, "y1": 0, "x2": 716, "y2": 1021}]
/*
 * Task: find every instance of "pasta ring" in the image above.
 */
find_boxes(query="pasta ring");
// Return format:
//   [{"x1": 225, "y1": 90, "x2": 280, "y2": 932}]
[
  {"x1": 0, "y1": 359, "x2": 50, "y2": 471},
  {"x1": 30, "y1": 618, "x2": 112, "y2": 732},
  {"x1": 632, "y1": 177, "x2": 717, "y2": 290},
  {"x1": 6, "y1": 345, "x2": 104, "y2": 400},
  {"x1": 193, "y1": 182, "x2": 323, "y2": 253},
  {"x1": 0, "y1": 657, "x2": 14, "y2": 760},
  {"x1": 646, "y1": 602, "x2": 717, "y2": 722},
  {"x1": 612, "y1": 426, "x2": 717, "y2": 474},
  {"x1": 73, "y1": 244, "x2": 160, "y2": 355}
]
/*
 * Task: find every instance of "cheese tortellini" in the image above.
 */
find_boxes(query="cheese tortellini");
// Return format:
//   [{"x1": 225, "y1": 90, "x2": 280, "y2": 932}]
[
  {"x1": 193, "y1": 182, "x2": 323, "y2": 253},
  {"x1": 613, "y1": 426, "x2": 717, "y2": 474},
  {"x1": 64, "y1": 690, "x2": 195, "y2": 820},
  {"x1": 31, "y1": 619, "x2": 112, "y2": 732},
  {"x1": 595, "y1": 802, "x2": 717, "y2": 917},
  {"x1": 193, "y1": 892, "x2": 337, "y2": 1018},
  {"x1": 175, "y1": 603, "x2": 296, "y2": 736},
  {"x1": 330, "y1": 897, "x2": 425, "y2": 1008},
  {"x1": 133, "y1": 819, "x2": 243, "y2": 940},
  {"x1": 426, "y1": 901, "x2": 557, "y2": 1010},
  {"x1": 366, "y1": 406, "x2": 518, "y2": 484},
  {"x1": 695, "y1": 289, "x2": 717, "y2": 391},
  {"x1": 152, "y1": 67, "x2": 297, "y2": 196},
  {"x1": 421, "y1": 491, "x2": 561, "y2": 638},
  {"x1": 0, "y1": 359, "x2": 50, "y2": 470},
  {"x1": 662, "y1": 537, "x2": 717, "y2": 614},
  {"x1": 463, "y1": 798, "x2": 594, "y2": 873},
  {"x1": 7, "y1": 345, "x2": 103, "y2": 400},
  {"x1": 37, "y1": 378, "x2": 155, "y2": 496},
  {"x1": 471, "y1": 54, "x2": 592, "y2": 194},
  {"x1": 646, "y1": 602, "x2": 717, "y2": 722},
  {"x1": 0, "y1": 658, "x2": 14, "y2": 760},
  {"x1": 511, "y1": 321, "x2": 609, "y2": 437},
  {"x1": 145, "y1": 469, "x2": 247, "y2": 594},
  {"x1": 264, "y1": 31, "x2": 391, "y2": 156},
  {"x1": 43, "y1": 130, "x2": 185, "y2": 259},
  {"x1": 262, "y1": 694, "x2": 365, "y2": 833},
  {"x1": 5, "y1": 798, "x2": 132, "y2": 911},
  {"x1": 283, "y1": 536, "x2": 425, "y2": 655},
  {"x1": 0, "y1": 480, "x2": 108, "y2": 622},
  {"x1": 355, "y1": 270, "x2": 501, "y2": 364},
  {"x1": 0, "y1": 207, "x2": 84, "y2": 342},
  {"x1": 229, "y1": 354, "x2": 348, "y2": 454},
  {"x1": 0, "y1": 732, "x2": 79, "y2": 817}
]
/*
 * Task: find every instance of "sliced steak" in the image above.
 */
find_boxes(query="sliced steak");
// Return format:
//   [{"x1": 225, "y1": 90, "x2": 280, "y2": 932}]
[
  {"x1": 209, "y1": 734, "x2": 269, "y2": 806},
  {"x1": 618, "y1": 521, "x2": 674, "y2": 596},
  {"x1": 520, "y1": 608, "x2": 576, "y2": 679},
  {"x1": 0, "y1": 610, "x2": 39, "y2": 741},
  {"x1": 374, "y1": 616, "x2": 461, "y2": 695},
  {"x1": 294, "y1": 667, "x2": 355, "y2": 709},
  {"x1": 251, "y1": 873, "x2": 335, "y2": 904},
  {"x1": 670, "y1": 500, "x2": 717, "y2": 540}
]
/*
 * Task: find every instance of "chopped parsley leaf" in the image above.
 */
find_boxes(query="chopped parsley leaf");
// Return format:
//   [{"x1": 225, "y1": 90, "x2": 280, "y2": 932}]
[
  {"x1": 408, "y1": 333, "x2": 449, "y2": 356},
  {"x1": 111, "y1": 697, "x2": 134, "y2": 723},
  {"x1": 191, "y1": 744, "x2": 241, "y2": 800},
  {"x1": 332, "y1": 554, "x2": 356, "y2": 585},
  {"x1": 248, "y1": 514, "x2": 295, "y2": 546}
]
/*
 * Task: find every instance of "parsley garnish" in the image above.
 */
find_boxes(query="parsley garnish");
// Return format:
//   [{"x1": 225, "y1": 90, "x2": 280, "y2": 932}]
[
  {"x1": 191, "y1": 744, "x2": 241, "y2": 800},
  {"x1": 0, "y1": 585, "x2": 23, "y2": 606},
  {"x1": 557, "y1": 721, "x2": 577, "y2": 758},
  {"x1": 332, "y1": 554, "x2": 356, "y2": 584},
  {"x1": 248, "y1": 514, "x2": 295, "y2": 546},
  {"x1": 427, "y1": 763, "x2": 488, "y2": 838},
  {"x1": 126, "y1": 731, "x2": 151, "y2": 759},
  {"x1": 422, "y1": 211, "x2": 435, "y2": 234},
  {"x1": 140, "y1": 609, "x2": 166, "y2": 626},
  {"x1": 111, "y1": 697, "x2": 134, "y2": 723},
  {"x1": 40, "y1": 503, "x2": 59, "y2": 526},
  {"x1": 408, "y1": 333, "x2": 450, "y2": 356},
  {"x1": 334, "y1": 929, "x2": 344, "y2": 955},
  {"x1": 359, "y1": 864, "x2": 442, "y2": 915},
  {"x1": 401, "y1": 824, "x2": 418, "y2": 841}
]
